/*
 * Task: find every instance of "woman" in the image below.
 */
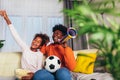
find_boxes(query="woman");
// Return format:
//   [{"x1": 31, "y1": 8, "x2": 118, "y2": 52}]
[{"x1": 33, "y1": 24, "x2": 76, "y2": 80}]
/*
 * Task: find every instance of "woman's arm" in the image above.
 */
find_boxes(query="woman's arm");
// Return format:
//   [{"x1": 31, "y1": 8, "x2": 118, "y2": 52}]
[{"x1": 64, "y1": 47, "x2": 76, "y2": 71}]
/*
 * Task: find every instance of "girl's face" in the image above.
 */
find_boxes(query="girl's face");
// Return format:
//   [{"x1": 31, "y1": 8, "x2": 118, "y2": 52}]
[
  {"x1": 31, "y1": 37, "x2": 42, "y2": 49},
  {"x1": 52, "y1": 30, "x2": 63, "y2": 43}
]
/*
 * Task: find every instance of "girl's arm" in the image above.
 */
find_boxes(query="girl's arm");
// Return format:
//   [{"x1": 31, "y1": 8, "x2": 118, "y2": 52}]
[
  {"x1": 0, "y1": 10, "x2": 28, "y2": 50},
  {"x1": 0, "y1": 10, "x2": 11, "y2": 25}
]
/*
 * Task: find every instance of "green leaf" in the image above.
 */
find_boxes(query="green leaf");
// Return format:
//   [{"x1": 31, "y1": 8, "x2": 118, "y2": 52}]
[
  {"x1": 0, "y1": 40, "x2": 5, "y2": 48},
  {"x1": 0, "y1": 43, "x2": 4, "y2": 48},
  {"x1": 62, "y1": 0, "x2": 120, "y2": 79}
]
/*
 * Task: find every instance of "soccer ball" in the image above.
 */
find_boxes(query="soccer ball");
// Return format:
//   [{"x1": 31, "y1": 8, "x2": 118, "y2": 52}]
[{"x1": 44, "y1": 55, "x2": 61, "y2": 73}]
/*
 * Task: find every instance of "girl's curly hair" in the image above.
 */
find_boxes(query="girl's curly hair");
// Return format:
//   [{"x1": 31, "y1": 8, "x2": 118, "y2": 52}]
[{"x1": 34, "y1": 33, "x2": 49, "y2": 46}]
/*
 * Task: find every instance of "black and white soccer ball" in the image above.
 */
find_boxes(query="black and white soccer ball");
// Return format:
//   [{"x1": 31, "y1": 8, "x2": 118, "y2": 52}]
[{"x1": 44, "y1": 55, "x2": 61, "y2": 73}]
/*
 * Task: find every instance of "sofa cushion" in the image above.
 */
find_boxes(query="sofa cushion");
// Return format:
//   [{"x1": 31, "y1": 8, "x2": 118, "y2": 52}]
[
  {"x1": 0, "y1": 52, "x2": 22, "y2": 77},
  {"x1": 73, "y1": 49, "x2": 98, "y2": 74},
  {"x1": 71, "y1": 72, "x2": 113, "y2": 80},
  {"x1": 0, "y1": 76, "x2": 16, "y2": 80}
]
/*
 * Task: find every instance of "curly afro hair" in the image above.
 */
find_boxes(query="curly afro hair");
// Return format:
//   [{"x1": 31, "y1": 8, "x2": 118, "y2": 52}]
[{"x1": 52, "y1": 24, "x2": 67, "y2": 36}]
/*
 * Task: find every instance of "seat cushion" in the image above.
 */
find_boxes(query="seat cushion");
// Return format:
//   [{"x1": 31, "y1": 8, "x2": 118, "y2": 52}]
[
  {"x1": 0, "y1": 76, "x2": 16, "y2": 80},
  {"x1": 71, "y1": 72, "x2": 113, "y2": 80}
]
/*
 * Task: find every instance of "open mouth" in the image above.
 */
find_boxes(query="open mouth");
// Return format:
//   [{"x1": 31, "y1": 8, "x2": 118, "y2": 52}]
[{"x1": 54, "y1": 37, "x2": 61, "y2": 42}]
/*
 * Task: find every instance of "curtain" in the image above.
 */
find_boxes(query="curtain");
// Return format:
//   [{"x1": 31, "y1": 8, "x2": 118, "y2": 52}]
[{"x1": 64, "y1": 0, "x2": 89, "y2": 50}]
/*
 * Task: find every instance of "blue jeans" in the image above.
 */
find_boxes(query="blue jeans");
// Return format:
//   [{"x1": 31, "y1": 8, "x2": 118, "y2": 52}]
[{"x1": 33, "y1": 67, "x2": 72, "y2": 80}]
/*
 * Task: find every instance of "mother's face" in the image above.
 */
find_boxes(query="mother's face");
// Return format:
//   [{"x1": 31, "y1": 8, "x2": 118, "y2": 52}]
[{"x1": 52, "y1": 30, "x2": 63, "y2": 43}]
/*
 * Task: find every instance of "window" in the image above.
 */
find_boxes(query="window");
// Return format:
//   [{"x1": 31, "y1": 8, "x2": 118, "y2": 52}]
[{"x1": 0, "y1": 0, "x2": 64, "y2": 52}]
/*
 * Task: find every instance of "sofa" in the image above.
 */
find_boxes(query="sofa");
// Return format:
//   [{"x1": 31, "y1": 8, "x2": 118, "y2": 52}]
[{"x1": 0, "y1": 49, "x2": 113, "y2": 80}]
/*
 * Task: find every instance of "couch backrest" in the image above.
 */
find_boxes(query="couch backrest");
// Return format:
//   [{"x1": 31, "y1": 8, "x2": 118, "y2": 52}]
[{"x1": 0, "y1": 49, "x2": 97, "y2": 77}]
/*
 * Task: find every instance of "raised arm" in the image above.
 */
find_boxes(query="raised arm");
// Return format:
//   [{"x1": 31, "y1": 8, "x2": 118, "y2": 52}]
[
  {"x1": 0, "y1": 10, "x2": 11, "y2": 25},
  {"x1": 0, "y1": 10, "x2": 28, "y2": 50}
]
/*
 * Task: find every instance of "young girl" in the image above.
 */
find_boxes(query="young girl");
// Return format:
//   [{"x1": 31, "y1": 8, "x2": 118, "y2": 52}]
[{"x1": 0, "y1": 10, "x2": 49, "y2": 80}]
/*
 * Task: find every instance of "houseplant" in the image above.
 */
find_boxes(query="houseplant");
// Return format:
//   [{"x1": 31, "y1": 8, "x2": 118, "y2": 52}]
[
  {"x1": 0, "y1": 40, "x2": 5, "y2": 48},
  {"x1": 61, "y1": 0, "x2": 120, "y2": 80}
]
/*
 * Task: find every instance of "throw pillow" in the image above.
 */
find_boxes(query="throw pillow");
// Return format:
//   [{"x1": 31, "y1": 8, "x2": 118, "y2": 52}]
[{"x1": 73, "y1": 49, "x2": 98, "y2": 74}]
